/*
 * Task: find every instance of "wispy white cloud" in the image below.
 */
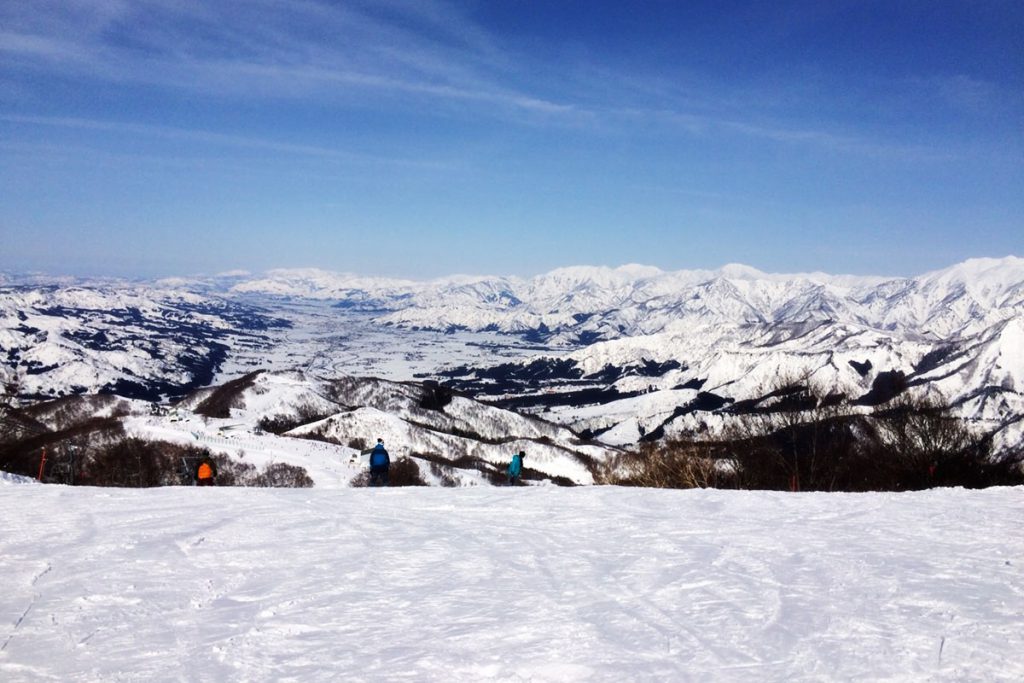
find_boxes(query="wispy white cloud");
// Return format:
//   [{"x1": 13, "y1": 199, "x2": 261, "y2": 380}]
[
  {"x1": 920, "y1": 74, "x2": 1021, "y2": 115},
  {"x1": 0, "y1": 113, "x2": 455, "y2": 169},
  {"x1": 0, "y1": 0, "x2": 1003, "y2": 162},
  {"x1": 0, "y1": 0, "x2": 572, "y2": 120},
  {"x1": 717, "y1": 118, "x2": 959, "y2": 162},
  {"x1": 600, "y1": 105, "x2": 956, "y2": 162},
  {"x1": 0, "y1": 31, "x2": 89, "y2": 61}
]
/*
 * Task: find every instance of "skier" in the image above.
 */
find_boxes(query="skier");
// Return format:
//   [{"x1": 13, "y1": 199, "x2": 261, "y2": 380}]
[
  {"x1": 507, "y1": 450, "x2": 525, "y2": 486},
  {"x1": 363, "y1": 438, "x2": 390, "y2": 487},
  {"x1": 195, "y1": 456, "x2": 217, "y2": 487}
]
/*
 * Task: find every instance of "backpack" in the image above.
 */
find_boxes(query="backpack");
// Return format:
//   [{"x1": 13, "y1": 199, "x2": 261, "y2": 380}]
[{"x1": 370, "y1": 445, "x2": 389, "y2": 468}]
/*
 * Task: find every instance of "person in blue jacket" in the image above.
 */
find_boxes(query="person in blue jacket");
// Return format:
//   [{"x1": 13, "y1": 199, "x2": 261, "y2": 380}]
[
  {"x1": 507, "y1": 450, "x2": 525, "y2": 486},
  {"x1": 364, "y1": 438, "x2": 390, "y2": 487}
]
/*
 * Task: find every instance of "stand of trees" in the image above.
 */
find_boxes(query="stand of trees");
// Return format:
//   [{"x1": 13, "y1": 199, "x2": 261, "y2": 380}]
[
  {"x1": 0, "y1": 398, "x2": 313, "y2": 488},
  {"x1": 600, "y1": 387, "x2": 1023, "y2": 491}
]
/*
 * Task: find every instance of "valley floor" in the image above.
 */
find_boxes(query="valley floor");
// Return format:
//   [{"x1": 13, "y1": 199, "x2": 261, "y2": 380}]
[{"x1": 1, "y1": 483, "x2": 1021, "y2": 682}]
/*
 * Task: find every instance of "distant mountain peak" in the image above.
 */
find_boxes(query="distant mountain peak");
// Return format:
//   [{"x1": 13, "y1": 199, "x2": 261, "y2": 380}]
[
  {"x1": 717, "y1": 263, "x2": 766, "y2": 280},
  {"x1": 615, "y1": 263, "x2": 663, "y2": 278}
]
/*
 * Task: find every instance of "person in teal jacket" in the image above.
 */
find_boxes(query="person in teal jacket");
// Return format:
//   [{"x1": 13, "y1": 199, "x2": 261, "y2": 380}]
[{"x1": 507, "y1": 450, "x2": 524, "y2": 486}]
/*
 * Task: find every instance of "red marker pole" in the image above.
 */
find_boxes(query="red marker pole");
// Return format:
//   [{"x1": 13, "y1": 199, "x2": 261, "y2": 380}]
[{"x1": 37, "y1": 447, "x2": 48, "y2": 482}]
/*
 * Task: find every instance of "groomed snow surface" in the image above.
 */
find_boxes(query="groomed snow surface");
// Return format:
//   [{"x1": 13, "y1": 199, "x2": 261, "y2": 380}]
[{"x1": 1, "y1": 485, "x2": 1021, "y2": 682}]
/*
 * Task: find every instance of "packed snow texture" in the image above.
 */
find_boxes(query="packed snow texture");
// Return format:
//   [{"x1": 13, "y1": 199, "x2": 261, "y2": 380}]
[{"x1": 1, "y1": 485, "x2": 1021, "y2": 681}]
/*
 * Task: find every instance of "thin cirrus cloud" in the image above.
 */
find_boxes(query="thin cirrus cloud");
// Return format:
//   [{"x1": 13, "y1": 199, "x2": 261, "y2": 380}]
[
  {"x1": 0, "y1": 0, "x2": 956, "y2": 157},
  {"x1": 0, "y1": 113, "x2": 455, "y2": 170},
  {"x1": 0, "y1": 0, "x2": 566, "y2": 117}
]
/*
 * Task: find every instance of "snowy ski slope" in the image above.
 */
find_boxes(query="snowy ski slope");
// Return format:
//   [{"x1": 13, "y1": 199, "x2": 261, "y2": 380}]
[{"x1": 1, "y1": 483, "x2": 1021, "y2": 681}]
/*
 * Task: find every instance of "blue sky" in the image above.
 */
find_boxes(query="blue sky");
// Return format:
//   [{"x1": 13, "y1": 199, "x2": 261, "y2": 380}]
[{"x1": 1, "y1": 0, "x2": 1021, "y2": 279}]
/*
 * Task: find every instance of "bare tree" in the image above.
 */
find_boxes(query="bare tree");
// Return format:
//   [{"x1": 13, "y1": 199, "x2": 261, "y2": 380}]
[{"x1": 599, "y1": 440, "x2": 734, "y2": 489}]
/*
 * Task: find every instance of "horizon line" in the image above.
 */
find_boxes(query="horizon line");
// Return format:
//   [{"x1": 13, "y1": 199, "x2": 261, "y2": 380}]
[{"x1": 2, "y1": 255, "x2": 1021, "y2": 287}]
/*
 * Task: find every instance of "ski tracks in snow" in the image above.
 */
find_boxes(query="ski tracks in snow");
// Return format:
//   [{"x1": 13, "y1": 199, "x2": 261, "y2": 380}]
[{"x1": 0, "y1": 485, "x2": 1022, "y2": 681}]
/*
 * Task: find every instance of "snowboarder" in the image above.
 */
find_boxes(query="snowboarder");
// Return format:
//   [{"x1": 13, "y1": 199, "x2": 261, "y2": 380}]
[
  {"x1": 195, "y1": 456, "x2": 217, "y2": 487},
  {"x1": 364, "y1": 438, "x2": 390, "y2": 487},
  {"x1": 507, "y1": 450, "x2": 524, "y2": 486}
]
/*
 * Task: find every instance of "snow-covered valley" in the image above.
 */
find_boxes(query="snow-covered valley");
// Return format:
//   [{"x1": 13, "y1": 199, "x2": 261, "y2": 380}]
[
  {"x1": 2, "y1": 256, "x2": 1023, "y2": 487},
  {"x1": 5, "y1": 257, "x2": 1024, "y2": 455},
  {"x1": 1, "y1": 482, "x2": 1021, "y2": 681}
]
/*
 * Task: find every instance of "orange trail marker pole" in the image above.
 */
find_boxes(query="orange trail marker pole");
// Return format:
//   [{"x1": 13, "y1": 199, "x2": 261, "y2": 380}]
[{"x1": 38, "y1": 447, "x2": 47, "y2": 482}]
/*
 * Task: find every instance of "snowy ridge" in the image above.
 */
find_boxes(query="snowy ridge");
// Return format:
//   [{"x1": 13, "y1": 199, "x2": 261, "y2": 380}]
[
  {"x1": 231, "y1": 267, "x2": 421, "y2": 300},
  {"x1": 226, "y1": 257, "x2": 1024, "y2": 342},
  {"x1": 0, "y1": 283, "x2": 289, "y2": 401},
  {"x1": 456, "y1": 314, "x2": 1024, "y2": 450},
  {"x1": 141, "y1": 370, "x2": 613, "y2": 486},
  {"x1": 247, "y1": 372, "x2": 610, "y2": 485}
]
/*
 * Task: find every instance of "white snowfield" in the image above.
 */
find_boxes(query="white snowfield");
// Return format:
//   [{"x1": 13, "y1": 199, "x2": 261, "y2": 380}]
[{"x1": 1, "y1": 484, "x2": 1021, "y2": 682}]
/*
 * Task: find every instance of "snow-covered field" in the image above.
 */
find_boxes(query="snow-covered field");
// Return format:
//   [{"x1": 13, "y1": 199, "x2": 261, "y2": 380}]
[{"x1": 2, "y1": 484, "x2": 1021, "y2": 681}]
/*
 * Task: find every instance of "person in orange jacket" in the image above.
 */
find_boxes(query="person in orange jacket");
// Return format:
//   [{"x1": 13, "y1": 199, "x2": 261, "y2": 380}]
[{"x1": 196, "y1": 456, "x2": 217, "y2": 486}]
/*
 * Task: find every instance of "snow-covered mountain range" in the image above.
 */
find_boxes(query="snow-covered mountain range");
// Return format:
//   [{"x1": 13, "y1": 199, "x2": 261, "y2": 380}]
[
  {"x1": 231, "y1": 257, "x2": 1024, "y2": 343},
  {"x1": 226, "y1": 257, "x2": 1024, "y2": 451},
  {"x1": 2, "y1": 256, "x2": 1022, "y2": 456}
]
